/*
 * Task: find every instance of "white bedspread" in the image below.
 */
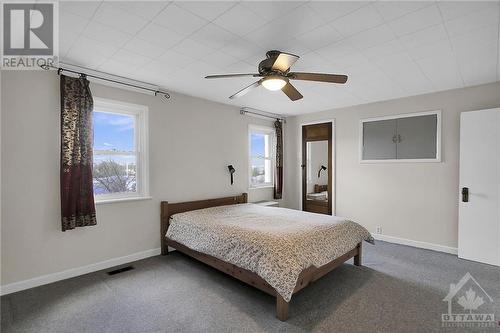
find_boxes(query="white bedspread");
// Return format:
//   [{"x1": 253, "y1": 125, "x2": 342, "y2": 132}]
[{"x1": 166, "y1": 203, "x2": 373, "y2": 301}]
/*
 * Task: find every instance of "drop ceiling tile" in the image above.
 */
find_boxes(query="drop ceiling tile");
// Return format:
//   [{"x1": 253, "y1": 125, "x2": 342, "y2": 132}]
[
  {"x1": 135, "y1": 23, "x2": 185, "y2": 49},
  {"x1": 408, "y1": 39, "x2": 454, "y2": 61},
  {"x1": 60, "y1": 1, "x2": 101, "y2": 19},
  {"x1": 329, "y1": 52, "x2": 371, "y2": 70},
  {"x1": 92, "y1": 2, "x2": 149, "y2": 35},
  {"x1": 171, "y1": 38, "x2": 216, "y2": 60},
  {"x1": 114, "y1": 1, "x2": 170, "y2": 20},
  {"x1": 444, "y1": 7, "x2": 499, "y2": 37},
  {"x1": 176, "y1": 1, "x2": 236, "y2": 21},
  {"x1": 213, "y1": 4, "x2": 267, "y2": 37},
  {"x1": 60, "y1": 10, "x2": 90, "y2": 35},
  {"x1": 240, "y1": 1, "x2": 305, "y2": 22},
  {"x1": 291, "y1": 51, "x2": 334, "y2": 72},
  {"x1": 65, "y1": 42, "x2": 110, "y2": 68},
  {"x1": 224, "y1": 61, "x2": 256, "y2": 74},
  {"x1": 98, "y1": 59, "x2": 142, "y2": 77},
  {"x1": 398, "y1": 24, "x2": 448, "y2": 50},
  {"x1": 190, "y1": 23, "x2": 239, "y2": 50},
  {"x1": 220, "y1": 38, "x2": 266, "y2": 61},
  {"x1": 438, "y1": 1, "x2": 499, "y2": 21},
  {"x1": 307, "y1": 1, "x2": 369, "y2": 23},
  {"x1": 294, "y1": 24, "x2": 343, "y2": 51},
  {"x1": 315, "y1": 40, "x2": 358, "y2": 61},
  {"x1": 362, "y1": 39, "x2": 407, "y2": 60},
  {"x1": 201, "y1": 50, "x2": 239, "y2": 69},
  {"x1": 123, "y1": 38, "x2": 168, "y2": 59},
  {"x1": 457, "y1": 52, "x2": 497, "y2": 86},
  {"x1": 343, "y1": 24, "x2": 396, "y2": 50},
  {"x1": 330, "y1": 4, "x2": 384, "y2": 37},
  {"x1": 153, "y1": 4, "x2": 209, "y2": 37},
  {"x1": 388, "y1": 5, "x2": 442, "y2": 37},
  {"x1": 60, "y1": 30, "x2": 79, "y2": 57},
  {"x1": 156, "y1": 49, "x2": 196, "y2": 69},
  {"x1": 416, "y1": 55, "x2": 463, "y2": 90},
  {"x1": 451, "y1": 25, "x2": 499, "y2": 59},
  {"x1": 374, "y1": 1, "x2": 433, "y2": 22},
  {"x1": 111, "y1": 49, "x2": 153, "y2": 67},
  {"x1": 245, "y1": 4, "x2": 324, "y2": 44},
  {"x1": 82, "y1": 22, "x2": 132, "y2": 48},
  {"x1": 68, "y1": 36, "x2": 119, "y2": 59}
]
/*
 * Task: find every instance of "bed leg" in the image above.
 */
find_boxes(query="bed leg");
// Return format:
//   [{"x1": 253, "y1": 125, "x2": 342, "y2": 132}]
[
  {"x1": 276, "y1": 295, "x2": 289, "y2": 321},
  {"x1": 161, "y1": 238, "x2": 169, "y2": 256},
  {"x1": 354, "y1": 242, "x2": 362, "y2": 266}
]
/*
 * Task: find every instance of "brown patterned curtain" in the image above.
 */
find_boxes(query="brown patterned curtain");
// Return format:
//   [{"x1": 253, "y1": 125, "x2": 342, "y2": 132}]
[
  {"x1": 60, "y1": 74, "x2": 97, "y2": 231},
  {"x1": 274, "y1": 120, "x2": 283, "y2": 199}
]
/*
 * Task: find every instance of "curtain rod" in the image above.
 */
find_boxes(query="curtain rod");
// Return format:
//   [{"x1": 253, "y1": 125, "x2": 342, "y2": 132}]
[
  {"x1": 40, "y1": 64, "x2": 171, "y2": 99},
  {"x1": 240, "y1": 107, "x2": 286, "y2": 122}
]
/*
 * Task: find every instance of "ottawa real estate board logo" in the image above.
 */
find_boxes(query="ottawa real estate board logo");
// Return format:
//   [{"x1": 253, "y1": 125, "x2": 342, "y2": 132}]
[
  {"x1": 1, "y1": 1, "x2": 58, "y2": 69},
  {"x1": 442, "y1": 272, "x2": 497, "y2": 328}
]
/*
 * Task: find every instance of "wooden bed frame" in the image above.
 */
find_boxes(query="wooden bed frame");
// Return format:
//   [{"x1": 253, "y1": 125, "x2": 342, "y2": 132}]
[{"x1": 160, "y1": 193, "x2": 362, "y2": 321}]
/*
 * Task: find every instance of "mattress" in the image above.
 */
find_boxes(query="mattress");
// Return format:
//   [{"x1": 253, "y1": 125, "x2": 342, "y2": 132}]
[
  {"x1": 166, "y1": 203, "x2": 373, "y2": 301},
  {"x1": 307, "y1": 191, "x2": 328, "y2": 201}
]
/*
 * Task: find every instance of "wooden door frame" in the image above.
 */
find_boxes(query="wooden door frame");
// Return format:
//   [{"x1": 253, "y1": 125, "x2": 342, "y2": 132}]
[{"x1": 299, "y1": 119, "x2": 336, "y2": 215}]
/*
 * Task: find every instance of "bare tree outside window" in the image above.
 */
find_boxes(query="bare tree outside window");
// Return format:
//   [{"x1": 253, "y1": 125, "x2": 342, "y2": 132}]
[{"x1": 93, "y1": 160, "x2": 136, "y2": 194}]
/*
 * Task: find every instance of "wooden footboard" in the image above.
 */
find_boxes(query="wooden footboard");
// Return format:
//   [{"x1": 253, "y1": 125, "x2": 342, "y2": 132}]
[{"x1": 160, "y1": 194, "x2": 362, "y2": 321}]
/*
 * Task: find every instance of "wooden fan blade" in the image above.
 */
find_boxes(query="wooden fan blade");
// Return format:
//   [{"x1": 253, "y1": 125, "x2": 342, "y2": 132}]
[
  {"x1": 288, "y1": 72, "x2": 348, "y2": 84},
  {"x1": 282, "y1": 82, "x2": 303, "y2": 101},
  {"x1": 205, "y1": 73, "x2": 260, "y2": 79},
  {"x1": 229, "y1": 79, "x2": 263, "y2": 99},
  {"x1": 271, "y1": 52, "x2": 299, "y2": 72}
]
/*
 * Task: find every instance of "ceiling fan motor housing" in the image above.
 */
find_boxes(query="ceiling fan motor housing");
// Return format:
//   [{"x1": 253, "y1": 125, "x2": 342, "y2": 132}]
[{"x1": 259, "y1": 50, "x2": 286, "y2": 75}]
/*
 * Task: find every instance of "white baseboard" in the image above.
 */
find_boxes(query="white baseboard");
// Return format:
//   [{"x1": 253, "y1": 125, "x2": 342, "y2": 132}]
[
  {"x1": 372, "y1": 234, "x2": 458, "y2": 255},
  {"x1": 1, "y1": 248, "x2": 161, "y2": 296}
]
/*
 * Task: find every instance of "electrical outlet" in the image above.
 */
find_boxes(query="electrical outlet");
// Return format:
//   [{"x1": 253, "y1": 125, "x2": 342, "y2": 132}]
[{"x1": 375, "y1": 226, "x2": 382, "y2": 234}]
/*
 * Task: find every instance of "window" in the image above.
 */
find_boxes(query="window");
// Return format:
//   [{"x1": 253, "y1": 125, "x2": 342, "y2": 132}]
[
  {"x1": 249, "y1": 125, "x2": 275, "y2": 188},
  {"x1": 93, "y1": 98, "x2": 149, "y2": 202}
]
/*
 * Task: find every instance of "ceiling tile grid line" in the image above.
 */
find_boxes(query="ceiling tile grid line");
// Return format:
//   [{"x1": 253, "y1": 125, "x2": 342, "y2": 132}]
[
  {"x1": 60, "y1": 0, "x2": 103, "y2": 59},
  {"x1": 371, "y1": 3, "x2": 437, "y2": 95},
  {"x1": 435, "y1": 2, "x2": 466, "y2": 87},
  {"x1": 96, "y1": 2, "x2": 263, "y2": 79}
]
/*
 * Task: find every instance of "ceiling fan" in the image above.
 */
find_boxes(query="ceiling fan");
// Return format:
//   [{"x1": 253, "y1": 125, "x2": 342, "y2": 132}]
[{"x1": 205, "y1": 50, "x2": 348, "y2": 101}]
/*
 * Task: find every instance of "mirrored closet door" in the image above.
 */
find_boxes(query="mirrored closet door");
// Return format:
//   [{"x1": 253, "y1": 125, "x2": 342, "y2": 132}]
[{"x1": 302, "y1": 122, "x2": 332, "y2": 215}]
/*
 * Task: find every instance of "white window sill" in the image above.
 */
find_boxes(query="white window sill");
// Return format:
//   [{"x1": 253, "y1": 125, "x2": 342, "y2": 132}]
[
  {"x1": 95, "y1": 196, "x2": 152, "y2": 205},
  {"x1": 249, "y1": 185, "x2": 275, "y2": 190}
]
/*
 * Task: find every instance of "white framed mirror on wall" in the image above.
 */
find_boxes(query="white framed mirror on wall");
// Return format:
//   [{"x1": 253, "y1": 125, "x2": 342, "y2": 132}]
[{"x1": 359, "y1": 110, "x2": 442, "y2": 163}]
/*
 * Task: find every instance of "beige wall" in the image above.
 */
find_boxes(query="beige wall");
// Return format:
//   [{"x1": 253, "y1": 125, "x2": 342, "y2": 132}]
[
  {"x1": 283, "y1": 82, "x2": 500, "y2": 249},
  {"x1": 1, "y1": 71, "x2": 275, "y2": 286}
]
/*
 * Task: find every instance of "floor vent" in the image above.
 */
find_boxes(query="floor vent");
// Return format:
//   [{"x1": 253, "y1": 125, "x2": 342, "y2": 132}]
[{"x1": 107, "y1": 266, "x2": 134, "y2": 275}]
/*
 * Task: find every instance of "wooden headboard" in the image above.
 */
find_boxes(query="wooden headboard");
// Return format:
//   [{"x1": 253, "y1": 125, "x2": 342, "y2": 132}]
[{"x1": 160, "y1": 193, "x2": 248, "y2": 255}]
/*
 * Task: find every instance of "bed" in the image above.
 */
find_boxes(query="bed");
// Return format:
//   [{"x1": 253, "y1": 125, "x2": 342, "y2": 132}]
[{"x1": 161, "y1": 193, "x2": 373, "y2": 321}]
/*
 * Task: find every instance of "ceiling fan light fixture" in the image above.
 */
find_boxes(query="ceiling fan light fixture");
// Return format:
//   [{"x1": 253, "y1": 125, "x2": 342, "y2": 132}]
[{"x1": 262, "y1": 76, "x2": 287, "y2": 91}]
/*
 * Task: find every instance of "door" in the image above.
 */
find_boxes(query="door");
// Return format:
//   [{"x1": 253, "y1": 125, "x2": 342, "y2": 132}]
[
  {"x1": 302, "y1": 122, "x2": 332, "y2": 215},
  {"x1": 458, "y1": 108, "x2": 500, "y2": 266}
]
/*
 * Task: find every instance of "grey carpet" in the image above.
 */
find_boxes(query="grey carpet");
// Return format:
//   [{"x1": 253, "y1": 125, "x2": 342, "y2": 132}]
[{"x1": 1, "y1": 241, "x2": 499, "y2": 333}]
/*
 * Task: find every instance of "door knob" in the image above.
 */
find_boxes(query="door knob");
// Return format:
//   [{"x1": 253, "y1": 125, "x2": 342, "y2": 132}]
[
  {"x1": 462, "y1": 187, "x2": 469, "y2": 202},
  {"x1": 301, "y1": 164, "x2": 306, "y2": 168}
]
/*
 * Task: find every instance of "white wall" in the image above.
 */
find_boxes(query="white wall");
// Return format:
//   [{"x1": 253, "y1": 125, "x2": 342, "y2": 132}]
[
  {"x1": 283, "y1": 82, "x2": 500, "y2": 249},
  {"x1": 1, "y1": 71, "x2": 275, "y2": 287}
]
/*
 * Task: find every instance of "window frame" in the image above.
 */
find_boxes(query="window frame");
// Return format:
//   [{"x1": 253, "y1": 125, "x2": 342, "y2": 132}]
[
  {"x1": 359, "y1": 110, "x2": 442, "y2": 163},
  {"x1": 248, "y1": 124, "x2": 275, "y2": 189},
  {"x1": 92, "y1": 97, "x2": 150, "y2": 203}
]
